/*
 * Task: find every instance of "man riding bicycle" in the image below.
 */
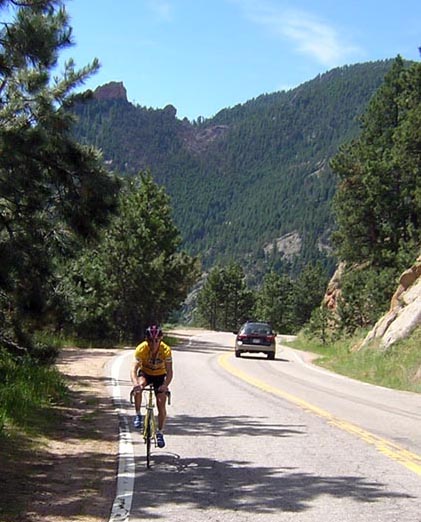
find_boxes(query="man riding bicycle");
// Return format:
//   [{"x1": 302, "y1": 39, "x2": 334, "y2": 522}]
[{"x1": 130, "y1": 324, "x2": 173, "y2": 448}]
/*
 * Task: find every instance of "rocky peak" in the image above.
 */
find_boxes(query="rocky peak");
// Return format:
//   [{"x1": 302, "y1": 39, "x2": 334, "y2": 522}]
[{"x1": 93, "y1": 82, "x2": 128, "y2": 102}]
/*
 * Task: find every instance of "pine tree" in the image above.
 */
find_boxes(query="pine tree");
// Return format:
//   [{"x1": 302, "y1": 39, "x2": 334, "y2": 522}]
[
  {"x1": 331, "y1": 56, "x2": 420, "y2": 267},
  {"x1": 197, "y1": 263, "x2": 255, "y2": 331},
  {"x1": 255, "y1": 271, "x2": 295, "y2": 333},
  {"x1": 0, "y1": 1, "x2": 119, "y2": 357},
  {"x1": 330, "y1": 56, "x2": 421, "y2": 334},
  {"x1": 59, "y1": 173, "x2": 199, "y2": 342}
]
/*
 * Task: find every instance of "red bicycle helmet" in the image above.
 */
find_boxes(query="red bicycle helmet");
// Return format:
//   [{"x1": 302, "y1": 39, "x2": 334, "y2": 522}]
[{"x1": 145, "y1": 325, "x2": 163, "y2": 340}]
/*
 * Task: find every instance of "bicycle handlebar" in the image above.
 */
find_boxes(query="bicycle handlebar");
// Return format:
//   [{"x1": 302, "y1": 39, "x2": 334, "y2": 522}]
[{"x1": 130, "y1": 385, "x2": 171, "y2": 405}]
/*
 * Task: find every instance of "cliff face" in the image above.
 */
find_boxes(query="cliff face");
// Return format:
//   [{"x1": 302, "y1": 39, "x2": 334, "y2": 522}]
[{"x1": 93, "y1": 81, "x2": 128, "y2": 101}]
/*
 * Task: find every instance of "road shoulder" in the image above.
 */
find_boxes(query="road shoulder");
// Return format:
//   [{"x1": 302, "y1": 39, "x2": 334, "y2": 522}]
[{"x1": 1, "y1": 347, "x2": 120, "y2": 522}]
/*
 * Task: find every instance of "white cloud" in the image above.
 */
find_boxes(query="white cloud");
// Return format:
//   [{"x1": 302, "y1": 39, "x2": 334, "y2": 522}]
[
  {"x1": 278, "y1": 10, "x2": 358, "y2": 66},
  {"x1": 229, "y1": 0, "x2": 360, "y2": 67}
]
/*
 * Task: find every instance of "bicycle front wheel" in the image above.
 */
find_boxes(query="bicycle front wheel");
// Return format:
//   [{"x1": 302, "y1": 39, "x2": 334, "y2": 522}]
[{"x1": 144, "y1": 414, "x2": 154, "y2": 469}]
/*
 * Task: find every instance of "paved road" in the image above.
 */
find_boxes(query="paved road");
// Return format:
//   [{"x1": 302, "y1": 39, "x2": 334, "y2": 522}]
[{"x1": 111, "y1": 329, "x2": 421, "y2": 522}]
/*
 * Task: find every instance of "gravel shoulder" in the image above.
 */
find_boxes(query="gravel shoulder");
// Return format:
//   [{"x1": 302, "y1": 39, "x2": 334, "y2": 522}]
[{"x1": 0, "y1": 347, "x2": 121, "y2": 522}]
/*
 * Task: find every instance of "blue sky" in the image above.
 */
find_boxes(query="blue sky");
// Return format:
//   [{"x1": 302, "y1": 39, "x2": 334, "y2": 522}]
[{"x1": 61, "y1": 0, "x2": 421, "y2": 121}]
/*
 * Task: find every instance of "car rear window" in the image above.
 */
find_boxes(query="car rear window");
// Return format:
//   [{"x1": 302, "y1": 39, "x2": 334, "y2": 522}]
[{"x1": 243, "y1": 323, "x2": 272, "y2": 335}]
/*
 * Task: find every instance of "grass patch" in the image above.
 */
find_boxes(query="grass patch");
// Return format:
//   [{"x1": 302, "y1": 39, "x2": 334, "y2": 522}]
[
  {"x1": 0, "y1": 351, "x2": 68, "y2": 435},
  {"x1": 287, "y1": 327, "x2": 421, "y2": 393},
  {"x1": 36, "y1": 330, "x2": 118, "y2": 349},
  {"x1": 0, "y1": 350, "x2": 70, "y2": 520}
]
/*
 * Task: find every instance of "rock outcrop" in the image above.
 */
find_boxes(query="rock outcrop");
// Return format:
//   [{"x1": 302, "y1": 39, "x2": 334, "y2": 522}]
[
  {"x1": 93, "y1": 81, "x2": 128, "y2": 102},
  {"x1": 182, "y1": 124, "x2": 229, "y2": 153},
  {"x1": 361, "y1": 255, "x2": 421, "y2": 350},
  {"x1": 263, "y1": 231, "x2": 302, "y2": 260},
  {"x1": 323, "y1": 261, "x2": 345, "y2": 311},
  {"x1": 322, "y1": 256, "x2": 421, "y2": 350}
]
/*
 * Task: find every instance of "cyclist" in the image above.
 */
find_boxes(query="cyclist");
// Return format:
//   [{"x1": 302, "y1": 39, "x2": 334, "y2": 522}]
[{"x1": 130, "y1": 324, "x2": 173, "y2": 448}]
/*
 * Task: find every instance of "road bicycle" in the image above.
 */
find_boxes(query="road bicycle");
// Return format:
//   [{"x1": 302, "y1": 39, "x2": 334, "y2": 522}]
[{"x1": 131, "y1": 384, "x2": 171, "y2": 468}]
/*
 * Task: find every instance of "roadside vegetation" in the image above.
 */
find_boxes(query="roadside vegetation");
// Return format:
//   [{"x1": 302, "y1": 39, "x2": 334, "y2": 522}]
[
  {"x1": 0, "y1": 0, "x2": 419, "y2": 481},
  {"x1": 287, "y1": 327, "x2": 421, "y2": 393},
  {"x1": 195, "y1": 262, "x2": 328, "y2": 333},
  {"x1": 1, "y1": 2, "x2": 418, "y2": 522},
  {"x1": 0, "y1": 1, "x2": 196, "y2": 437},
  {"x1": 0, "y1": 350, "x2": 67, "y2": 435}
]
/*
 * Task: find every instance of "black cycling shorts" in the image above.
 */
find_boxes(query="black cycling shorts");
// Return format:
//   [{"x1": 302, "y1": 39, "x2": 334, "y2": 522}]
[{"x1": 138, "y1": 371, "x2": 166, "y2": 393}]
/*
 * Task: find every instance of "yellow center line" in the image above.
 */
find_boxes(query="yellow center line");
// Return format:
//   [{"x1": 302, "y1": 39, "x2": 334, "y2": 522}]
[{"x1": 218, "y1": 352, "x2": 421, "y2": 476}]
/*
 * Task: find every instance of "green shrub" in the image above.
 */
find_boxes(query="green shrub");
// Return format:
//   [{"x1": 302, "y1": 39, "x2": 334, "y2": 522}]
[{"x1": 0, "y1": 351, "x2": 67, "y2": 433}]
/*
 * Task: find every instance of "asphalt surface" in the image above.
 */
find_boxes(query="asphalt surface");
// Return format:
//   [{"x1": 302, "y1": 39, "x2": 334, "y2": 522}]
[{"x1": 110, "y1": 329, "x2": 421, "y2": 522}]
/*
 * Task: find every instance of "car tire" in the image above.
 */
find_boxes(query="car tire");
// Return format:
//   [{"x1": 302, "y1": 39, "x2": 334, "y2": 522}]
[
  {"x1": 235, "y1": 350, "x2": 241, "y2": 358},
  {"x1": 267, "y1": 352, "x2": 275, "y2": 360}
]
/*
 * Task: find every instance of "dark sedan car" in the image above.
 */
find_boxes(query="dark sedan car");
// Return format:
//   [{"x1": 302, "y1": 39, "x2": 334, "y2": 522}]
[{"x1": 233, "y1": 321, "x2": 276, "y2": 359}]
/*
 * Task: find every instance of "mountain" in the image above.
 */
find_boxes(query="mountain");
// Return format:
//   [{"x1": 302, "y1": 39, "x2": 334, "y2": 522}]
[{"x1": 71, "y1": 60, "x2": 395, "y2": 281}]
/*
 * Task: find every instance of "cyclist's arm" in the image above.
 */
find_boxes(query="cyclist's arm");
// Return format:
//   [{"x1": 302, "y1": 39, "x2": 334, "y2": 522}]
[
  {"x1": 131, "y1": 359, "x2": 142, "y2": 387},
  {"x1": 159, "y1": 361, "x2": 173, "y2": 391}
]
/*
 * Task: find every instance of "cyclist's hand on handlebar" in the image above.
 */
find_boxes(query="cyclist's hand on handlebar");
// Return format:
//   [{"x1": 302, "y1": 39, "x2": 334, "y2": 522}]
[
  {"x1": 132, "y1": 385, "x2": 143, "y2": 394},
  {"x1": 157, "y1": 384, "x2": 168, "y2": 393}
]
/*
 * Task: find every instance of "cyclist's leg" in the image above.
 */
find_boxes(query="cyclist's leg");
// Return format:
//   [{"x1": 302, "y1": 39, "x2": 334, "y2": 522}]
[
  {"x1": 150, "y1": 375, "x2": 167, "y2": 448},
  {"x1": 151, "y1": 375, "x2": 167, "y2": 431},
  {"x1": 133, "y1": 372, "x2": 147, "y2": 428},
  {"x1": 156, "y1": 390, "x2": 167, "y2": 431},
  {"x1": 136, "y1": 373, "x2": 148, "y2": 409},
  {"x1": 155, "y1": 392, "x2": 166, "y2": 448}
]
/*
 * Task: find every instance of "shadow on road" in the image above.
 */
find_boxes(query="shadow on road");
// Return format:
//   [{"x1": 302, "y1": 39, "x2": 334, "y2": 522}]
[
  {"x1": 132, "y1": 453, "x2": 413, "y2": 515},
  {"x1": 168, "y1": 412, "x2": 306, "y2": 438},
  {"x1": 170, "y1": 336, "x2": 231, "y2": 354},
  {"x1": 238, "y1": 354, "x2": 290, "y2": 362}
]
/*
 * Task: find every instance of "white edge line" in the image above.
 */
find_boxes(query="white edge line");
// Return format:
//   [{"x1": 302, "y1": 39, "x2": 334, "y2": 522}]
[{"x1": 108, "y1": 351, "x2": 135, "y2": 522}]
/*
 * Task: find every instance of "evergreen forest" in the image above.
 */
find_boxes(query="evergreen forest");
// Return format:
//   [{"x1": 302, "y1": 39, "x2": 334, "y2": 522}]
[
  {"x1": 70, "y1": 56, "x2": 420, "y2": 336},
  {"x1": 71, "y1": 60, "x2": 397, "y2": 280},
  {"x1": 1, "y1": 6, "x2": 420, "y2": 518},
  {"x1": 1, "y1": 1, "x2": 420, "y2": 448}
]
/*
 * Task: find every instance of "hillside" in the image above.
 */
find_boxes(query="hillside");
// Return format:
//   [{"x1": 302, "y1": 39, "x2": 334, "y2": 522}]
[{"x1": 71, "y1": 60, "x2": 395, "y2": 280}]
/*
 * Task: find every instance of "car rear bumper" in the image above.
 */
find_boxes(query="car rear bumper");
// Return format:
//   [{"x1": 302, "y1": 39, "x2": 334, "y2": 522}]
[{"x1": 235, "y1": 341, "x2": 276, "y2": 353}]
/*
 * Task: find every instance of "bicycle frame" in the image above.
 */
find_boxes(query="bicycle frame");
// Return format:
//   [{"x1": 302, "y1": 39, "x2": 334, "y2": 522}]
[
  {"x1": 142, "y1": 385, "x2": 157, "y2": 469},
  {"x1": 130, "y1": 384, "x2": 171, "y2": 469}
]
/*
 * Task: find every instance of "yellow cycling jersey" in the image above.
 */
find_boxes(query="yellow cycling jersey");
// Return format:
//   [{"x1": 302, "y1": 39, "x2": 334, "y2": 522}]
[{"x1": 134, "y1": 340, "x2": 172, "y2": 376}]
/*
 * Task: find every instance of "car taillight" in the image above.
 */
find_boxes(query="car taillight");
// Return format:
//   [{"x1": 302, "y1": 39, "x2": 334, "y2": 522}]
[
  {"x1": 237, "y1": 334, "x2": 247, "y2": 340},
  {"x1": 266, "y1": 335, "x2": 275, "y2": 342}
]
